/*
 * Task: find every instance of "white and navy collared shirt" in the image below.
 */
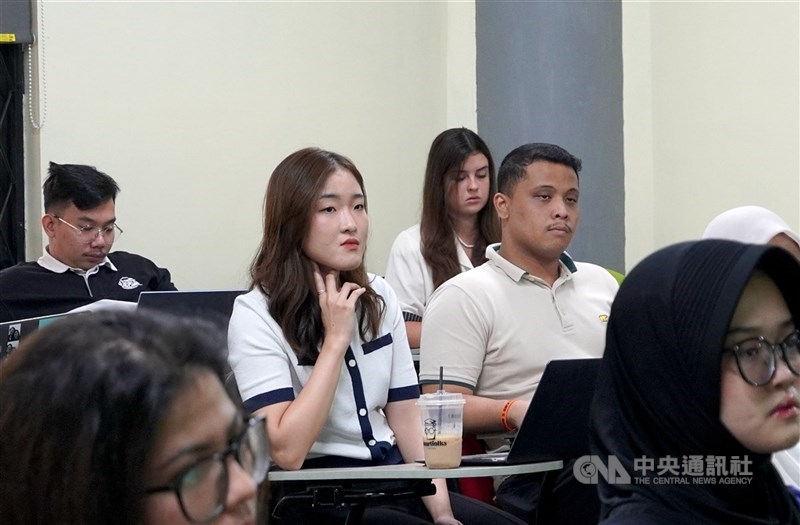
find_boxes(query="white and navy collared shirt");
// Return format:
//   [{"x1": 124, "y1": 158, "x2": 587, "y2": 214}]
[{"x1": 228, "y1": 275, "x2": 419, "y2": 463}]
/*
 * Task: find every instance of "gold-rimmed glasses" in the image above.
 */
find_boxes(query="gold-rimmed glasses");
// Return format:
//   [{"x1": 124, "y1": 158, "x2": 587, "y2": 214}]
[{"x1": 51, "y1": 214, "x2": 123, "y2": 244}]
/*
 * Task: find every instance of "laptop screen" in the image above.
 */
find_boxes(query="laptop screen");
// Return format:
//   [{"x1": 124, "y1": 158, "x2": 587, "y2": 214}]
[
  {"x1": 506, "y1": 358, "x2": 601, "y2": 463},
  {"x1": 0, "y1": 312, "x2": 79, "y2": 361},
  {"x1": 136, "y1": 290, "x2": 246, "y2": 327},
  {"x1": 461, "y1": 358, "x2": 601, "y2": 466}
]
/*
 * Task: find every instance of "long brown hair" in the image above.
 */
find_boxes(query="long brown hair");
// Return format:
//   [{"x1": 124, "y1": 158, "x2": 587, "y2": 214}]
[
  {"x1": 251, "y1": 147, "x2": 384, "y2": 364},
  {"x1": 420, "y1": 128, "x2": 501, "y2": 288}
]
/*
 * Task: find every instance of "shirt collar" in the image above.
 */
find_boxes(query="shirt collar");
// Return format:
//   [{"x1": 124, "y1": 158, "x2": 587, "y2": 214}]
[
  {"x1": 38, "y1": 248, "x2": 117, "y2": 274},
  {"x1": 484, "y1": 243, "x2": 578, "y2": 283}
]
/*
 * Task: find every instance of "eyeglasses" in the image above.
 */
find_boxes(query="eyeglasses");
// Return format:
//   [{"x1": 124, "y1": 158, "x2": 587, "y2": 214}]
[
  {"x1": 51, "y1": 214, "x2": 123, "y2": 244},
  {"x1": 145, "y1": 416, "x2": 269, "y2": 523},
  {"x1": 725, "y1": 330, "x2": 800, "y2": 387}
]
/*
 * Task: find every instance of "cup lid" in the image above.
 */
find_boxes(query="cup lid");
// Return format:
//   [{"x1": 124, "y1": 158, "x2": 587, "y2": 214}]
[{"x1": 417, "y1": 392, "x2": 466, "y2": 405}]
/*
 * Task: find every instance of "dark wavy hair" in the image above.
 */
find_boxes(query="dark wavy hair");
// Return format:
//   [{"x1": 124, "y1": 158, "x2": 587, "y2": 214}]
[
  {"x1": 0, "y1": 310, "x2": 230, "y2": 525},
  {"x1": 250, "y1": 147, "x2": 384, "y2": 364},
  {"x1": 420, "y1": 128, "x2": 501, "y2": 288}
]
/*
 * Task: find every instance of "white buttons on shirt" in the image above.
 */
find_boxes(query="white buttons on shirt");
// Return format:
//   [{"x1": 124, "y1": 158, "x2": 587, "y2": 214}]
[
  {"x1": 368, "y1": 439, "x2": 376, "y2": 446},
  {"x1": 359, "y1": 408, "x2": 367, "y2": 416},
  {"x1": 348, "y1": 359, "x2": 356, "y2": 367}
]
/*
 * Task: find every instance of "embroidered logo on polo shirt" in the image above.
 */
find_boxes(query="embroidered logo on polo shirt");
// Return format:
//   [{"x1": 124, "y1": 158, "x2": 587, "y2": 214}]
[
  {"x1": 599, "y1": 314, "x2": 609, "y2": 323},
  {"x1": 118, "y1": 277, "x2": 143, "y2": 290}
]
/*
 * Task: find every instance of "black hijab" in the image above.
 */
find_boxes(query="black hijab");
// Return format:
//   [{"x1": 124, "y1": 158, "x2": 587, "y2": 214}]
[{"x1": 591, "y1": 240, "x2": 800, "y2": 525}]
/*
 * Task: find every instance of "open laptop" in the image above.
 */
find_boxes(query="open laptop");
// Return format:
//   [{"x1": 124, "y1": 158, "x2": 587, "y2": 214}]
[
  {"x1": 0, "y1": 311, "x2": 79, "y2": 361},
  {"x1": 460, "y1": 358, "x2": 601, "y2": 465},
  {"x1": 136, "y1": 290, "x2": 246, "y2": 326}
]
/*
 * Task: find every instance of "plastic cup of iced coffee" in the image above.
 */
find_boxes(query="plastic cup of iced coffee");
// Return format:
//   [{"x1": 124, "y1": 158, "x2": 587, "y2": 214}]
[{"x1": 417, "y1": 392, "x2": 465, "y2": 468}]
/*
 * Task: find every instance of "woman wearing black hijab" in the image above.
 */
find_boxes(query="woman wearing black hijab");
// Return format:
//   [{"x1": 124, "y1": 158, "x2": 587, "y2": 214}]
[{"x1": 591, "y1": 240, "x2": 800, "y2": 524}]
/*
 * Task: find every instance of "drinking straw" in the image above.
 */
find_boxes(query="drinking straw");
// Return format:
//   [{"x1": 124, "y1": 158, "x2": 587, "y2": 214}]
[{"x1": 438, "y1": 366, "x2": 444, "y2": 427}]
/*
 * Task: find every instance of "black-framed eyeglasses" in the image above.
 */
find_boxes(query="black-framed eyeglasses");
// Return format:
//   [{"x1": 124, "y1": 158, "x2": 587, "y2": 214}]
[
  {"x1": 50, "y1": 214, "x2": 123, "y2": 244},
  {"x1": 145, "y1": 415, "x2": 269, "y2": 523},
  {"x1": 724, "y1": 330, "x2": 800, "y2": 387}
]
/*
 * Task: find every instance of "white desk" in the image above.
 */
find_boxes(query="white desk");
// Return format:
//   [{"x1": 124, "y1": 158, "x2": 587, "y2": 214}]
[
  {"x1": 269, "y1": 460, "x2": 563, "y2": 524},
  {"x1": 268, "y1": 460, "x2": 563, "y2": 481}
]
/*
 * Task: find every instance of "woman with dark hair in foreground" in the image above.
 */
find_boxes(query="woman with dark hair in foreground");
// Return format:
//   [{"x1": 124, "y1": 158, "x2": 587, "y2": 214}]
[{"x1": 0, "y1": 310, "x2": 269, "y2": 525}]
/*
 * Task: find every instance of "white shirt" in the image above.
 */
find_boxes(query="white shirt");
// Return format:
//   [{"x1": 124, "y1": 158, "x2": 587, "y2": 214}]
[
  {"x1": 385, "y1": 224, "x2": 473, "y2": 321},
  {"x1": 227, "y1": 275, "x2": 420, "y2": 462},
  {"x1": 38, "y1": 248, "x2": 116, "y2": 275}
]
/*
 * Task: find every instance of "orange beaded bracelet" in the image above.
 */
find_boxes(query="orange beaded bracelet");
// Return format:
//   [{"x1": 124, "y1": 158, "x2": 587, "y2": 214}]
[{"x1": 500, "y1": 399, "x2": 519, "y2": 432}]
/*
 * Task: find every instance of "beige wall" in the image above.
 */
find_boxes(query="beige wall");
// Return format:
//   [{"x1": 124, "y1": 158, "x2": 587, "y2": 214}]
[
  {"x1": 25, "y1": 2, "x2": 799, "y2": 282},
  {"x1": 623, "y1": 1, "x2": 800, "y2": 270},
  {"x1": 25, "y1": 1, "x2": 477, "y2": 288}
]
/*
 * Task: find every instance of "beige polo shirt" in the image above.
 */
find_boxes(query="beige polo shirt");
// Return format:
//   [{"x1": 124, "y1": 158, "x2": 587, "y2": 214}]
[{"x1": 418, "y1": 244, "x2": 618, "y2": 401}]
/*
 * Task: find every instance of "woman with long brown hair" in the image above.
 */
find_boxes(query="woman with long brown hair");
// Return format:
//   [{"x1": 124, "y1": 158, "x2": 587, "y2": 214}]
[
  {"x1": 385, "y1": 128, "x2": 500, "y2": 348},
  {"x1": 227, "y1": 147, "x2": 522, "y2": 525}
]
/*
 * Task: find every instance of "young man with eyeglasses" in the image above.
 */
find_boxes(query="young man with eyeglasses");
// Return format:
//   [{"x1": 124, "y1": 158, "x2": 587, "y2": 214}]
[{"x1": 0, "y1": 162, "x2": 175, "y2": 322}]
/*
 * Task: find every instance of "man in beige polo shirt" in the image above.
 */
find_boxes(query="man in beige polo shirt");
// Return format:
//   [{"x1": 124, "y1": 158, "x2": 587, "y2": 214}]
[{"x1": 419, "y1": 142, "x2": 618, "y2": 523}]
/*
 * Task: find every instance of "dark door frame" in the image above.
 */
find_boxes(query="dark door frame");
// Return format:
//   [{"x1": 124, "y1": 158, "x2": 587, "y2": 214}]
[{"x1": 0, "y1": 44, "x2": 26, "y2": 269}]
